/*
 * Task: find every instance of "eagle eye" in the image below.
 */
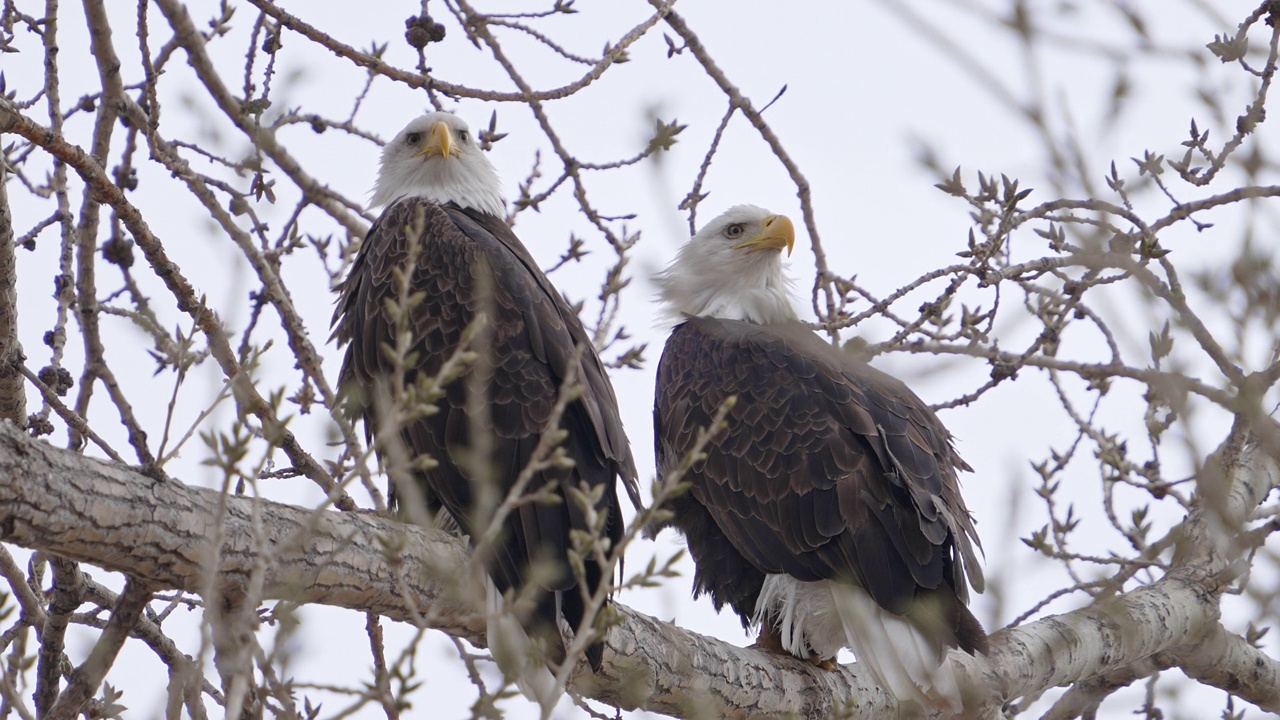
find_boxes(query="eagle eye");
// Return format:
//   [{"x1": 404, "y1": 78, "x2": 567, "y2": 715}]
[
  {"x1": 405, "y1": 132, "x2": 422, "y2": 145},
  {"x1": 457, "y1": 129, "x2": 471, "y2": 143},
  {"x1": 725, "y1": 223, "x2": 746, "y2": 238}
]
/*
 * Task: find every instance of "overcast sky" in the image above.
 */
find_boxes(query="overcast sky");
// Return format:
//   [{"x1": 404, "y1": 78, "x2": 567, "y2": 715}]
[{"x1": 6, "y1": 1, "x2": 1274, "y2": 718}]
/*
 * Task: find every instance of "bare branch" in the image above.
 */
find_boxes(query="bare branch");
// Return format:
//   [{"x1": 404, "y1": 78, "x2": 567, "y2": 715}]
[
  {"x1": 45, "y1": 578, "x2": 153, "y2": 720},
  {"x1": 0, "y1": 98, "x2": 353, "y2": 508}
]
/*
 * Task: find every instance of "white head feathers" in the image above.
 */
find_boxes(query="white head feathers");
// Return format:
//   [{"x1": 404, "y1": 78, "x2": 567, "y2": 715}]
[
  {"x1": 370, "y1": 111, "x2": 507, "y2": 217},
  {"x1": 656, "y1": 205, "x2": 799, "y2": 324}
]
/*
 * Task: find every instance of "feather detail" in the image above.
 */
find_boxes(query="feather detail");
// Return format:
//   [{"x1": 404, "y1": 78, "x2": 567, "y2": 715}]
[
  {"x1": 487, "y1": 581, "x2": 562, "y2": 719},
  {"x1": 653, "y1": 206, "x2": 986, "y2": 713},
  {"x1": 369, "y1": 112, "x2": 507, "y2": 216},
  {"x1": 828, "y1": 580, "x2": 963, "y2": 711},
  {"x1": 754, "y1": 574, "x2": 963, "y2": 711},
  {"x1": 655, "y1": 205, "x2": 797, "y2": 324},
  {"x1": 335, "y1": 120, "x2": 639, "y2": 710}
]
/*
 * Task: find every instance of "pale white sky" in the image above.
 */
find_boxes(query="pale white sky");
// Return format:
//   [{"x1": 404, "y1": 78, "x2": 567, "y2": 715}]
[{"x1": 6, "y1": 1, "x2": 1274, "y2": 718}]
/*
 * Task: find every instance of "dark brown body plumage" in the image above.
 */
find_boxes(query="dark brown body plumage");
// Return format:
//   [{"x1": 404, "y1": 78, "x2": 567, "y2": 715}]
[
  {"x1": 652, "y1": 316, "x2": 987, "y2": 657},
  {"x1": 334, "y1": 198, "x2": 638, "y2": 669}
]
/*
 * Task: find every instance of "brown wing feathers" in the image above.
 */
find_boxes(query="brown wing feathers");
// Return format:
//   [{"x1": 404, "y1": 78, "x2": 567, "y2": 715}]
[
  {"x1": 334, "y1": 198, "x2": 636, "y2": 670},
  {"x1": 653, "y1": 316, "x2": 986, "y2": 653}
]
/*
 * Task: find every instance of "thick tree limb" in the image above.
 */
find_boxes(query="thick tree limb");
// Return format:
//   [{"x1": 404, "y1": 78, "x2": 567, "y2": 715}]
[
  {"x1": 1168, "y1": 623, "x2": 1280, "y2": 710},
  {"x1": 0, "y1": 420, "x2": 479, "y2": 640},
  {"x1": 978, "y1": 573, "x2": 1216, "y2": 702},
  {"x1": 1038, "y1": 657, "x2": 1167, "y2": 720},
  {"x1": 1, "y1": 420, "x2": 1278, "y2": 718}
]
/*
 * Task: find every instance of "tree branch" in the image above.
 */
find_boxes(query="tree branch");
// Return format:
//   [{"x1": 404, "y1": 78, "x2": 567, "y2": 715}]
[
  {"x1": 2, "y1": 420, "x2": 1279, "y2": 717},
  {"x1": 0, "y1": 159, "x2": 24, "y2": 427},
  {"x1": 45, "y1": 577, "x2": 153, "y2": 720},
  {"x1": 1167, "y1": 623, "x2": 1280, "y2": 710},
  {"x1": 152, "y1": 0, "x2": 369, "y2": 240},
  {"x1": 35, "y1": 557, "x2": 82, "y2": 717},
  {"x1": 0, "y1": 97, "x2": 353, "y2": 509},
  {"x1": 242, "y1": 0, "x2": 668, "y2": 105}
]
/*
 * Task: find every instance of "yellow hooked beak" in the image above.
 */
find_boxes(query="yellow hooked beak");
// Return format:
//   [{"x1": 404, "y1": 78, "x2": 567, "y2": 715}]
[
  {"x1": 417, "y1": 120, "x2": 456, "y2": 158},
  {"x1": 732, "y1": 214, "x2": 795, "y2": 256}
]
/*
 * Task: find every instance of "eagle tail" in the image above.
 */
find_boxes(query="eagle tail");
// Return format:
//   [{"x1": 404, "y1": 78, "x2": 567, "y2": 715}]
[
  {"x1": 828, "y1": 583, "x2": 964, "y2": 712},
  {"x1": 485, "y1": 582, "x2": 562, "y2": 718},
  {"x1": 555, "y1": 538, "x2": 608, "y2": 673}
]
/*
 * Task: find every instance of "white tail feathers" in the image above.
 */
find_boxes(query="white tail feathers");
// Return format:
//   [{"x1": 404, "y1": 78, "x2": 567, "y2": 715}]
[
  {"x1": 485, "y1": 581, "x2": 562, "y2": 719},
  {"x1": 829, "y1": 582, "x2": 962, "y2": 711},
  {"x1": 755, "y1": 575, "x2": 963, "y2": 712}
]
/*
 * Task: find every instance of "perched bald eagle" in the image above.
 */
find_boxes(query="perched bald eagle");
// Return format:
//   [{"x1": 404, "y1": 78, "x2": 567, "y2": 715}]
[
  {"x1": 649, "y1": 205, "x2": 986, "y2": 710},
  {"x1": 333, "y1": 112, "x2": 639, "y2": 709}
]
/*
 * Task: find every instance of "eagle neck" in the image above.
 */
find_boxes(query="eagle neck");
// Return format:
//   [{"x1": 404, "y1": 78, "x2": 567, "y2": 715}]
[
  {"x1": 370, "y1": 155, "x2": 507, "y2": 218},
  {"x1": 658, "y1": 256, "x2": 796, "y2": 325},
  {"x1": 391, "y1": 186, "x2": 505, "y2": 220}
]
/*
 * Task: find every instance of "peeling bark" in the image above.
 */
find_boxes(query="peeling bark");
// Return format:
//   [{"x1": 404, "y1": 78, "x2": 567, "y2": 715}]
[
  {"x1": 980, "y1": 574, "x2": 1216, "y2": 700},
  {"x1": 0, "y1": 420, "x2": 1278, "y2": 718},
  {"x1": 1169, "y1": 624, "x2": 1280, "y2": 711},
  {"x1": 0, "y1": 420, "x2": 481, "y2": 641}
]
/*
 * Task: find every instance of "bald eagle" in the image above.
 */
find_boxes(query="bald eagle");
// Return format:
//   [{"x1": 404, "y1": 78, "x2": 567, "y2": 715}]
[
  {"x1": 333, "y1": 112, "x2": 639, "y2": 709},
  {"x1": 648, "y1": 205, "x2": 986, "y2": 710}
]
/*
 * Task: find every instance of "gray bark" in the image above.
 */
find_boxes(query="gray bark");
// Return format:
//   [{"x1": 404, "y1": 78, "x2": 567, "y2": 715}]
[
  {"x1": 0, "y1": 420, "x2": 1277, "y2": 719},
  {"x1": 0, "y1": 162, "x2": 25, "y2": 427}
]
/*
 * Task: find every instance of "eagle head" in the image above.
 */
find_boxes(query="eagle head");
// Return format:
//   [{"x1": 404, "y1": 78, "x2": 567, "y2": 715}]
[
  {"x1": 656, "y1": 205, "x2": 798, "y2": 324},
  {"x1": 370, "y1": 111, "x2": 507, "y2": 217}
]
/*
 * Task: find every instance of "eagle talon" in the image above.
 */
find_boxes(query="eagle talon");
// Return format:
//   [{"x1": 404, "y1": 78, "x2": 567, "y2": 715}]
[
  {"x1": 807, "y1": 655, "x2": 837, "y2": 671},
  {"x1": 750, "y1": 621, "x2": 837, "y2": 670},
  {"x1": 751, "y1": 620, "x2": 788, "y2": 655}
]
